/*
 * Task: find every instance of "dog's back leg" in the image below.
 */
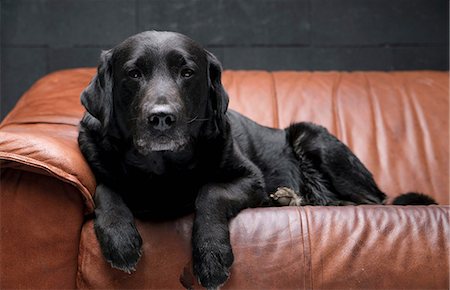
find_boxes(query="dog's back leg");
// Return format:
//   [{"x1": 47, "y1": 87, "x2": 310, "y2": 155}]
[{"x1": 286, "y1": 122, "x2": 387, "y2": 205}]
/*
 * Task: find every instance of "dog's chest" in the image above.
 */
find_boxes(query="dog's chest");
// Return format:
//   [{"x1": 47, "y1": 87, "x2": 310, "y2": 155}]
[
  {"x1": 124, "y1": 173, "x2": 203, "y2": 218},
  {"x1": 120, "y1": 151, "x2": 206, "y2": 218}
]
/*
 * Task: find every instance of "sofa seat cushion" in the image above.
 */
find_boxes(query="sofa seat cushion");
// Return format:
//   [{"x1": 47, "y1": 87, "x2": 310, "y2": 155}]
[{"x1": 77, "y1": 206, "x2": 450, "y2": 289}]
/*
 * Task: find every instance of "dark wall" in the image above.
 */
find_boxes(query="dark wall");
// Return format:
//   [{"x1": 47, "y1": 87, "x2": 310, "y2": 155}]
[{"x1": 1, "y1": 0, "x2": 449, "y2": 120}]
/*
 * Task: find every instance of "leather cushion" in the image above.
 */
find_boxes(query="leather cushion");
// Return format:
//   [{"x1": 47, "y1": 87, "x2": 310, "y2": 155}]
[{"x1": 77, "y1": 206, "x2": 450, "y2": 289}]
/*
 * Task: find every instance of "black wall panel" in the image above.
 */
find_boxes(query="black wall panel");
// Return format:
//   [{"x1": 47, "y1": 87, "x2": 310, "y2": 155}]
[{"x1": 1, "y1": 0, "x2": 448, "y2": 120}]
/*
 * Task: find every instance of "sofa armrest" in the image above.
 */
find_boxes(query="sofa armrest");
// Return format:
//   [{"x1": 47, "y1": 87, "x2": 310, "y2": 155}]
[
  {"x1": 0, "y1": 69, "x2": 97, "y2": 213},
  {"x1": 0, "y1": 123, "x2": 95, "y2": 213},
  {"x1": 77, "y1": 206, "x2": 449, "y2": 289},
  {"x1": 0, "y1": 70, "x2": 99, "y2": 288}
]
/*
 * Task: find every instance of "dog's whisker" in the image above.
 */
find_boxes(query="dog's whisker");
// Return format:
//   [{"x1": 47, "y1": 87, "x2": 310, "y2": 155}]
[
  {"x1": 128, "y1": 116, "x2": 209, "y2": 124},
  {"x1": 186, "y1": 116, "x2": 209, "y2": 124}
]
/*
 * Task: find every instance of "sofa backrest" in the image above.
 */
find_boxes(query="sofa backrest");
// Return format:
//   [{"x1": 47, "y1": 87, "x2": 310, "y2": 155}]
[
  {"x1": 1, "y1": 69, "x2": 448, "y2": 205},
  {"x1": 224, "y1": 70, "x2": 449, "y2": 203}
]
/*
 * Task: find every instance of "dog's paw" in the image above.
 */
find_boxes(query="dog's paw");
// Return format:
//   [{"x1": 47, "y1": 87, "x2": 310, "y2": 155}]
[
  {"x1": 94, "y1": 220, "x2": 143, "y2": 273},
  {"x1": 270, "y1": 187, "x2": 303, "y2": 206},
  {"x1": 193, "y1": 241, "x2": 234, "y2": 289}
]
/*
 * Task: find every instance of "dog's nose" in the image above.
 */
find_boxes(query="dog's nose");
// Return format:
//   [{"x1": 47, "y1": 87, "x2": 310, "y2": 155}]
[{"x1": 148, "y1": 112, "x2": 176, "y2": 131}]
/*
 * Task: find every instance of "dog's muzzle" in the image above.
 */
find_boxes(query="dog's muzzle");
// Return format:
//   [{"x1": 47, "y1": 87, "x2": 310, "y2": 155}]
[{"x1": 133, "y1": 104, "x2": 188, "y2": 154}]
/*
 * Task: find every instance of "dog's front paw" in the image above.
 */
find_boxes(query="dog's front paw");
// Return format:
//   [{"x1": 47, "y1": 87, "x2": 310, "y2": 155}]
[
  {"x1": 193, "y1": 241, "x2": 234, "y2": 289},
  {"x1": 94, "y1": 219, "x2": 143, "y2": 273}
]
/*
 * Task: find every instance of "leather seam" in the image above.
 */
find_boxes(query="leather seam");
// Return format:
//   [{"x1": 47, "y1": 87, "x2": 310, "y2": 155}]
[
  {"x1": 331, "y1": 73, "x2": 343, "y2": 139},
  {"x1": 0, "y1": 152, "x2": 95, "y2": 213},
  {"x1": 0, "y1": 120, "x2": 80, "y2": 129},
  {"x1": 269, "y1": 72, "x2": 280, "y2": 129},
  {"x1": 76, "y1": 227, "x2": 88, "y2": 289},
  {"x1": 299, "y1": 207, "x2": 313, "y2": 290}
]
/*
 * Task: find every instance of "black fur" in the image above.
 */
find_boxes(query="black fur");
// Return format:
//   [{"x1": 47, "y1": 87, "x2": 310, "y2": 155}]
[
  {"x1": 78, "y1": 31, "x2": 436, "y2": 289},
  {"x1": 392, "y1": 192, "x2": 438, "y2": 205}
]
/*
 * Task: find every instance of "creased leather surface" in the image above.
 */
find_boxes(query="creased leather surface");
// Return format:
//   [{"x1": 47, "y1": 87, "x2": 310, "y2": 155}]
[
  {"x1": 274, "y1": 71, "x2": 449, "y2": 204},
  {"x1": 0, "y1": 69, "x2": 448, "y2": 289},
  {"x1": 0, "y1": 123, "x2": 96, "y2": 213},
  {"x1": 1, "y1": 68, "x2": 96, "y2": 127},
  {"x1": 77, "y1": 206, "x2": 449, "y2": 289},
  {"x1": 305, "y1": 205, "x2": 449, "y2": 289},
  {"x1": 223, "y1": 70, "x2": 279, "y2": 128}
]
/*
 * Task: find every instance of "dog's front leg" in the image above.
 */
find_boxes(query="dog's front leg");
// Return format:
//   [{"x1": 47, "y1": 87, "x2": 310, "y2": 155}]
[
  {"x1": 94, "y1": 184, "x2": 142, "y2": 273},
  {"x1": 192, "y1": 176, "x2": 264, "y2": 289}
]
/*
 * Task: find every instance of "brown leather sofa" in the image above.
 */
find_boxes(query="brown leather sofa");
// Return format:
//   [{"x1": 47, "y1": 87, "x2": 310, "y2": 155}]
[{"x1": 1, "y1": 68, "x2": 448, "y2": 289}]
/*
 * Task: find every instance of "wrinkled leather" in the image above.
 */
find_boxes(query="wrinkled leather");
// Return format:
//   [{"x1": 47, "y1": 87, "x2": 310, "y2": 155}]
[
  {"x1": 78, "y1": 206, "x2": 449, "y2": 289},
  {"x1": 273, "y1": 71, "x2": 449, "y2": 204},
  {"x1": 0, "y1": 69, "x2": 97, "y2": 212},
  {"x1": 0, "y1": 68, "x2": 448, "y2": 289}
]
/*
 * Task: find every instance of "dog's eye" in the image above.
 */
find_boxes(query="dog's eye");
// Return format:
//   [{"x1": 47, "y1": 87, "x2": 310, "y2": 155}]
[
  {"x1": 128, "y1": 69, "x2": 142, "y2": 79},
  {"x1": 181, "y1": 68, "x2": 194, "y2": 78}
]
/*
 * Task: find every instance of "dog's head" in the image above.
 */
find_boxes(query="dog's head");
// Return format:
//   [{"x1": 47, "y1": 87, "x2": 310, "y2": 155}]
[{"x1": 81, "y1": 31, "x2": 229, "y2": 155}]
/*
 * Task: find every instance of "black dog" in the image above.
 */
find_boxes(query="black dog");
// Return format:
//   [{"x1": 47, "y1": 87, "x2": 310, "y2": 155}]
[{"x1": 78, "y1": 31, "x2": 436, "y2": 289}]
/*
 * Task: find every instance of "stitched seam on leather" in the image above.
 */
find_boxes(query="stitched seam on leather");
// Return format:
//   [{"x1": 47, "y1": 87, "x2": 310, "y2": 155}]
[
  {"x1": 299, "y1": 207, "x2": 313, "y2": 290},
  {"x1": 0, "y1": 152, "x2": 95, "y2": 213},
  {"x1": 0, "y1": 120, "x2": 80, "y2": 129},
  {"x1": 270, "y1": 72, "x2": 280, "y2": 129},
  {"x1": 76, "y1": 227, "x2": 88, "y2": 289},
  {"x1": 363, "y1": 74, "x2": 382, "y2": 171},
  {"x1": 331, "y1": 73, "x2": 343, "y2": 139},
  {"x1": 285, "y1": 208, "x2": 297, "y2": 288},
  {"x1": 402, "y1": 74, "x2": 437, "y2": 196}
]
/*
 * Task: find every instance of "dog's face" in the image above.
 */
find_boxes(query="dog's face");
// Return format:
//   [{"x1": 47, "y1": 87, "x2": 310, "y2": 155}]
[{"x1": 81, "y1": 31, "x2": 228, "y2": 155}]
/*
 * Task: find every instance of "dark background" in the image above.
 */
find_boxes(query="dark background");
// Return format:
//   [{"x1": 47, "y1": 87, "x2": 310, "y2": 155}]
[{"x1": 1, "y1": 0, "x2": 449, "y2": 120}]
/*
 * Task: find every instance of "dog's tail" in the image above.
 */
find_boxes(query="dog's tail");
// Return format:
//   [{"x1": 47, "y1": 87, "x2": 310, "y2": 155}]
[{"x1": 392, "y1": 192, "x2": 438, "y2": 205}]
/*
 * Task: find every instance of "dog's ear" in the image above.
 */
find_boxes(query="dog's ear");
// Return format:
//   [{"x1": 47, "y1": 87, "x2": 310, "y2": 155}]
[
  {"x1": 206, "y1": 51, "x2": 229, "y2": 134},
  {"x1": 81, "y1": 50, "x2": 113, "y2": 133}
]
